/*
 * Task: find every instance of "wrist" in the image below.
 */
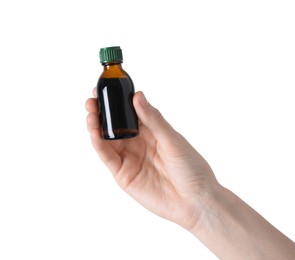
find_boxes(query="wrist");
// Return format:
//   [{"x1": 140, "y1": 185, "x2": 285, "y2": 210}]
[
  {"x1": 186, "y1": 182, "x2": 228, "y2": 235},
  {"x1": 187, "y1": 185, "x2": 241, "y2": 258}
]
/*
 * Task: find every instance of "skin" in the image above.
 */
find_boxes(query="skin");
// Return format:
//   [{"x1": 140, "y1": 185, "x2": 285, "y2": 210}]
[{"x1": 85, "y1": 90, "x2": 295, "y2": 259}]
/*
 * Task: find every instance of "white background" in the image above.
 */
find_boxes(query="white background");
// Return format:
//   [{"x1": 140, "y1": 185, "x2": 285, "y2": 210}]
[{"x1": 0, "y1": 0, "x2": 295, "y2": 259}]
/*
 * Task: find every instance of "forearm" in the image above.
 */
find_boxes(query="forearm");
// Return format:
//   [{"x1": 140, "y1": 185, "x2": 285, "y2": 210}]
[{"x1": 191, "y1": 185, "x2": 295, "y2": 259}]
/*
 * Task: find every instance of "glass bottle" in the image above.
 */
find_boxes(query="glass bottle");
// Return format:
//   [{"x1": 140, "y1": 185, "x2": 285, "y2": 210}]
[{"x1": 97, "y1": 46, "x2": 139, "y2": 140}]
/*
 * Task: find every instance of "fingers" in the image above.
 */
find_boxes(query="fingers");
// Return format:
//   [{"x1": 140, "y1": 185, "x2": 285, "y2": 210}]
[
  {"x1": 85, "y1": 98, "x2": 100, "y2": 131},
  {"x1": 85, "y1": 96, "x2": 121, "y2": 174},
  {"x1": 133, "y1": 91, "x2": 177, "y2": 143},
  {"x1": 86, "y1": 112, "x2": 100, "y2": 132},
  {"x1": 90, "y1": 129, "x2": 122, "y2": 174},
  {"x1": 85, "y1": 98, "x2": 98, "y2": 113}
]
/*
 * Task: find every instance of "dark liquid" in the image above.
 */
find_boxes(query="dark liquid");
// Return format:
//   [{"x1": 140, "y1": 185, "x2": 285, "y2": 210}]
[{"x1": 97, "y1": 77, "x2": 139, "y2": 140}]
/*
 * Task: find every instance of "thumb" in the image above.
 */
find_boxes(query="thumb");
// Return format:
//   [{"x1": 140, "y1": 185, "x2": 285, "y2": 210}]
[{"x1": 133, "y1": 91, "x2": 176, "y2": 141}]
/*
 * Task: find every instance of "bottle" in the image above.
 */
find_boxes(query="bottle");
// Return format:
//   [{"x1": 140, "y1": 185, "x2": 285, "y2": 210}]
[{"x1": 97, "y1": 46, "x2": 139, "y2": 140}]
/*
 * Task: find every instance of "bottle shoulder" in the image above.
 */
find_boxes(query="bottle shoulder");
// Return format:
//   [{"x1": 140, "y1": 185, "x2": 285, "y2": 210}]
[
  {"x1": 99, "y1": 64, "x2": 130, "y2": 79},
  {"x1": 97, "y1": 64, "x2": 134, "y2": 93},
  {"x1": 97, "y1": 77, "x2": 134, "y2": 92}
]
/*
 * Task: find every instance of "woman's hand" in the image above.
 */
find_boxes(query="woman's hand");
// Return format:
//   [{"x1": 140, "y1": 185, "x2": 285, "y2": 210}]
[
  {"x1": 86, "y1": 89, "x2": 295, "y2": 259},
  {"x1": 85, "y1": 90, "x2": 219, "y2": 231}
]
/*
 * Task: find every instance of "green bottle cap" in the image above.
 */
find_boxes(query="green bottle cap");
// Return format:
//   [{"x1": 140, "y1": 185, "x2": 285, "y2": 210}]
[{"x1": 99, "y1": 46, "x2": 123, "y2": 64}]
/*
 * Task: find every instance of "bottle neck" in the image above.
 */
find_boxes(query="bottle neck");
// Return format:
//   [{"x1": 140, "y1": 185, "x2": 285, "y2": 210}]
[{"x1": 102, "y1": 62, "x2": 123, "y2": 71}]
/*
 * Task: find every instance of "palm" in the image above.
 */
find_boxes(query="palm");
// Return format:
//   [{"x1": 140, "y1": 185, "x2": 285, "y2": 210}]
[{"x1": 103, "y1": 124, "x2": 205, "y2": 228}]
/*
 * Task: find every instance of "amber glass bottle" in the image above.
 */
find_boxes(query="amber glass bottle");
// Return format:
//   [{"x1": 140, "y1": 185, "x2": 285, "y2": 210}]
[{"x1": 97, "y1": 46, "x2": 139, "y2": 140}]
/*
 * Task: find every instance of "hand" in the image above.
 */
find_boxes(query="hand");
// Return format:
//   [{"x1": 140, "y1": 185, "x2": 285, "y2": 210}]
[
  {"x1": 86, "y1": 89, "x2": 295, "y2": 259},
  {"x1": 85, "y1": 90, "x2": 219, "y2": 231}
]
